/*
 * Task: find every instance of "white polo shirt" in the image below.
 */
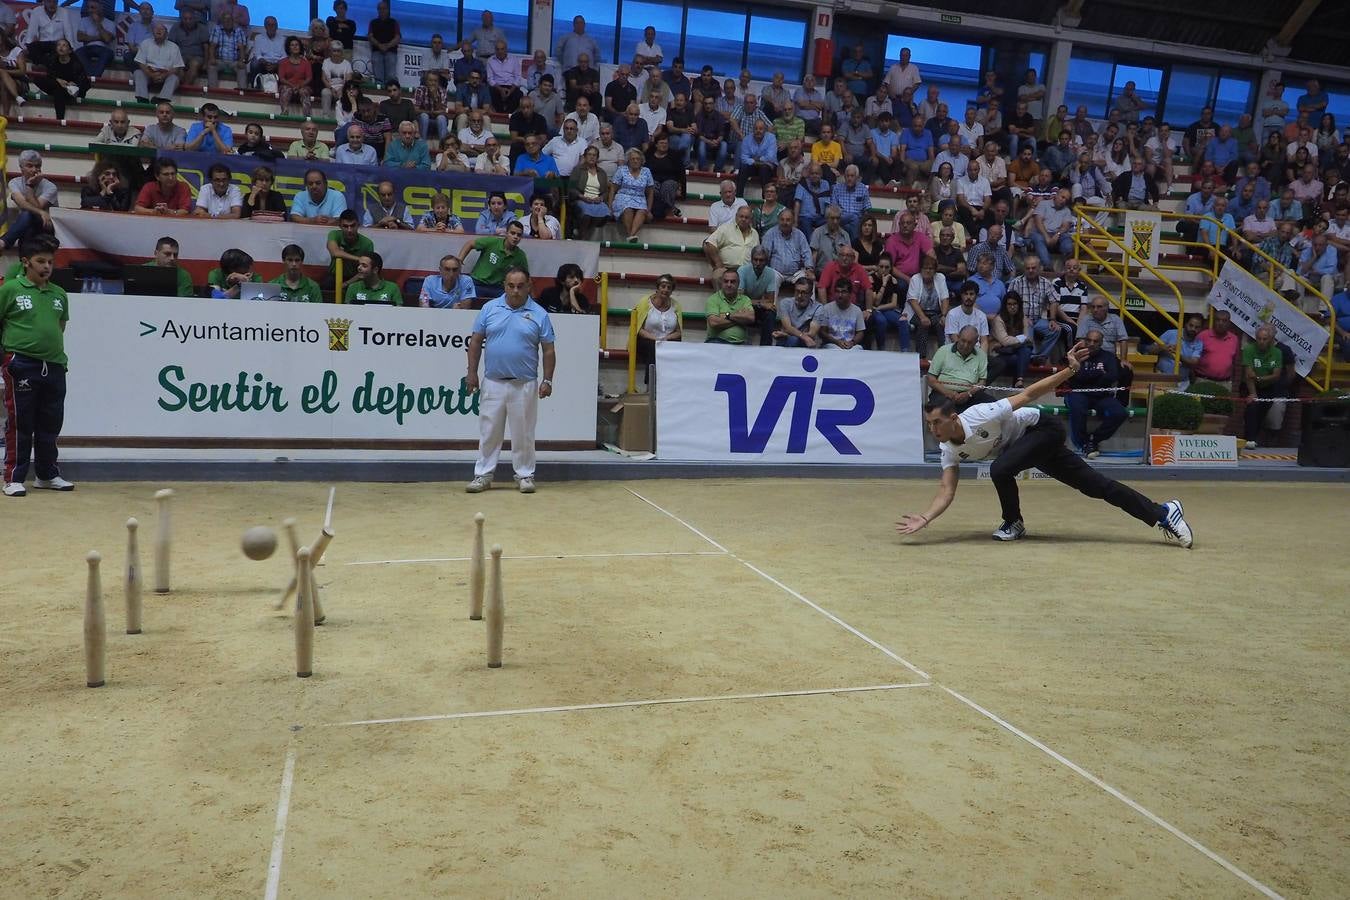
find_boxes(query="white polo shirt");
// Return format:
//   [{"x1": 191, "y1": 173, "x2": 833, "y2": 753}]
[
  {"x1": 940, "y1": 399, "x2": 1040, "y2": 468},
  {"x1": 197, "y1": 183, "x2": 243, "y2": 217}
]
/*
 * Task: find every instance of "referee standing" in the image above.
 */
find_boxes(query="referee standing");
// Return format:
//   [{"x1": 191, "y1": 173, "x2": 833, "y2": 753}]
[
  {"x1": 465, "y1": 267, "x2": 556, "y2": 494},
  {"x1": 2, "y1": 238, "x2": 75, "y2": 497}
]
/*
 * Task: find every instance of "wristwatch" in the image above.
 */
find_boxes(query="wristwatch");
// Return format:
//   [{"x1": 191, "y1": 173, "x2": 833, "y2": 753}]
[{"x1": 541, "y1": 379, "x2": 552, "y2": 386}]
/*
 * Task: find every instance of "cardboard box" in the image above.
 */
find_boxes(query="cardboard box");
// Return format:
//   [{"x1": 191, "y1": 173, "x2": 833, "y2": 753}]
[{"x1": 616, "y1": 392, "x2": 652, "y2": 452}]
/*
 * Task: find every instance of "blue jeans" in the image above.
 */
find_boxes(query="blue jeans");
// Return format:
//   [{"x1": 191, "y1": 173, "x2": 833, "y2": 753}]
[
  {"x1": 419, "y1": 112, "x2": 449, "y2": 139},
  {"x1": 2, "y1": 211, "x2": 52, "y2": 249},
  {"x1": 1028, "y1": 230, "x2": 1074, "y2": 268},
  {"x1": 1066, "y1": 392, "x2": 1127, "y2": 451},
  {"x1": 370, "y1": 49, "x2": 399, "y2": 86},
  {"x1": 696, "y1": 140, "x2": 728, "y2": 172},
  {"x1": 993, "y1": 343, "x2": 1032, "y2": 380},
  {"x1": 75, "y1": 44, "x2": 114, "y2": 78},
  {"x1": 668, "y1": 133, "x2": 693, "y2": 166},
  {"x1": 778, "y1": 335, "x2": 809, "y2": 347},
  {"x1": 1032, "y1": 319, "x2": 1070, "y2": 358},
  {"x1": 870, "y1": 308, "x2": 911, "y2": 350}
]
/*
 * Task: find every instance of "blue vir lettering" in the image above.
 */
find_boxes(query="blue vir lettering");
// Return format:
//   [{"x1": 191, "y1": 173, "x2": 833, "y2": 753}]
[{"x1": 714, "y1": 356, "x2": 875, "y2": 455}]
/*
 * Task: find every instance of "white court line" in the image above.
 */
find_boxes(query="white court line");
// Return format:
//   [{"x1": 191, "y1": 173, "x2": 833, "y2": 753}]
[
  {"x1": 943, "y1": 687, "x2": 1285, "y2": 900},
  {"x1": 329, "y1": 682, "x2": 930, "y2": 727},
  {"x1": 625, "y1": 487, "x2": 1286, "y2": 898},
  {"x1": 625, "y1": 488, "x2": 931, "y2": 681},
  {"x1": 262, "y1": 745, "x2": 298, "y2": 900},
  {"x1": 345, "y1": 550, "x2": 726, "y2": 566}
]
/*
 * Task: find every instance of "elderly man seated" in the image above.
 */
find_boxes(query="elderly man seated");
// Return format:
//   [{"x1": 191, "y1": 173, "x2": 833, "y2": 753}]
[
  {"x1": 1066, "y1": 327, "x2": 1128, "y2": 457},
  {"x1": 703, "y1": 205, "x2": 759, "y2": 281},
  {"x1": 927, "y1": 325, "x2": 995, "y2": 411},
  {"x1": 737, "y1": 245, "x2": 782, "y2": 346},
  {"x1": 774, "y1": 278, "x2": 822, "y2": 348}
]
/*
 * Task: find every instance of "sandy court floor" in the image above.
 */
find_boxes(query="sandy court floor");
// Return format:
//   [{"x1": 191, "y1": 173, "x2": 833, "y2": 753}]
[{"x1": 0, "y1": 477, "x2": 1345, "y2": 898}]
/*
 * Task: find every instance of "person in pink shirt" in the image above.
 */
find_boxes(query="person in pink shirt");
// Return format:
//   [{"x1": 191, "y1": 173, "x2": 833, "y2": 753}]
[
  {"x1": 1193, "y1": 310, "x2": 1241, "y2": 382},
  {"x1": 883, "y1": 211, "x2": 935, "y2": 281}
]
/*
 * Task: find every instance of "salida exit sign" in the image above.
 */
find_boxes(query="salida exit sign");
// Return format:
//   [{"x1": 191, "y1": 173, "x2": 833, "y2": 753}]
[{"x1": 941, "y1": 13, "x2": 962, "y2": 23}]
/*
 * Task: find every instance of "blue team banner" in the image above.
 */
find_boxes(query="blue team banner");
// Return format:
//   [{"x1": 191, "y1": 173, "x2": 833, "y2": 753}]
[{"x1": 158, "y1": 150, "x2": 534, "y2": 232}]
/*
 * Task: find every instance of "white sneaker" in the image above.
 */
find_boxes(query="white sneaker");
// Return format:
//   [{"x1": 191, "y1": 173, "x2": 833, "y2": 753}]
[
  {"x1": 1158, "y1": 499, "x2": 1194, "y2": 549},
  {"x1": 518, "y1": 476, "x2": 536, "y2": 494},
  {"x1": 33, "y1": 476, "x2": 75, "y2": 491},
  {"x1": 1244, "y1": 440, "x2": 1257, "y2": 449},
  {"x1": 991, "y1": 519, "x2": 1026, "y2": 541},
  {"x1": 3, "y1": 482, "x2": 26, "y2": 497},
  {"x1": 465, "y1": 475, "x2": 492, "y2": 493}
]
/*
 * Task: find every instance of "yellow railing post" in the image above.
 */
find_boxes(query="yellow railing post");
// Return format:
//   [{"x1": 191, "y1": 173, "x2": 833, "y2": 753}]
[{"x1": 334, "y1": 257, "x2": 344, "y2": 304}]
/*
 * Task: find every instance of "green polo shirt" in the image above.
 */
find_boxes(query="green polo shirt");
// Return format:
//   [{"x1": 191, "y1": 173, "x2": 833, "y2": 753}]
[
  {"x1": 1241, "y1": 342, "x2": 1282, "y2": 380},
  {"x1": 207, "y1": 269, "x2": 263, "y2": 287},
  {"x1": 928, "y1": 342, "x2": 987, "y2": 391},
  {"x1": 704, "y1": 290, "x2": 753, "y2": 344},
  {"x1": 0, "y1": 275, "x2": 69, "y2": 366},
  {"x1": 269, "y1": 274, "x2": 325, "y2": 303},
  {"x1": 467, "y1": 236, "x2": 528, "y2": 287},
  {"x1": 327, "y1": 229, "x2": 376, "y2": 276},
  {"x1": 773, "y1": 115, "x2": 806, "y2": 145},
  {"x1": 345, "y1": 279, "x2": 403, "y2": 306},
  {"x1": 142, "y1": 260, "x2": 195, "y2": 297}
]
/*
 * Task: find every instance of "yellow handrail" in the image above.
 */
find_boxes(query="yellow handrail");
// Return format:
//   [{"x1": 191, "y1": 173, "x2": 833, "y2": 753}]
[{"x1": 1071, "y1": 210, "x2": 1184, "y2": 371}]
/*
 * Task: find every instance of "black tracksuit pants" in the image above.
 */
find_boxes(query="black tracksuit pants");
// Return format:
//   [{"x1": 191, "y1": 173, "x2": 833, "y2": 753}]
[
  {"x1": 989, "y1": 417, "x2": 1164, "y2": 527},
  {"x1": 2, "y1": 352, "x2": 67, "y2": 484}
]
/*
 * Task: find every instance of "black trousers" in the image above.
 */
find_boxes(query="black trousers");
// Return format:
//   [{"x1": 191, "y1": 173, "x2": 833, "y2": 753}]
[
  {"x1": 989, "y1": 417, "x2": 1163, "y2": 526},
  {"x1": 2, "y1": 352, "x2": 67, "y2": 484}
]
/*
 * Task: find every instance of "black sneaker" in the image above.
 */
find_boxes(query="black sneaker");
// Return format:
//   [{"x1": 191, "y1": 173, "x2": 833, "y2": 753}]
[{"x1": 991, "y1": 519, "x2": 1026, "y2": 541}]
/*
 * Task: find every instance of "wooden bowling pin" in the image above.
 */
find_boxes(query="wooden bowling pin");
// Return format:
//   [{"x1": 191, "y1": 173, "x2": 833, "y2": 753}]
[
  {"x1": 295, "y1": 547, "x2": 314, "y2": 678},
  {"x1": 469, "y1": 513, "x2": 485, "y2": 621},
  {"x1": 153, "y1": 489, "x2": 174, "y2": 594},
  {"x1": 84, "y1": 551, "x2": 106, "y2": 687},
  {"x1": 486, "y1": 545, "x2": 504, "y2": 668},
  {"x1": 125, "y1": 518, "x2": 142, "y2": 634}
]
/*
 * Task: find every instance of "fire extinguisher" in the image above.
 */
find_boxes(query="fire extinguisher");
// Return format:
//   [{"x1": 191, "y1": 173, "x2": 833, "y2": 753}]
[{"x1": 813, "y1": 38, "x2": 834, "y2": 79}]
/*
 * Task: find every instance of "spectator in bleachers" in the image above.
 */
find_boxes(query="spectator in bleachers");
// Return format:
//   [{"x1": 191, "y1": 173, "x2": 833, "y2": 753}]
[
  {"x1": 456, "y1": 106, "x2": 491, "y2": 157},
  {"x1": 418, "y1": 253, "x2": 475, "y2": 308},
  {"x1": 1001, "y1": 255, "x2": 1053, "y2": 356},
  {"x1": 773, "y1": 277, "x2": 821, "y2": 347},
  {"x1": 237, "y1": 122, "x2": 282, "y2": 162},
  {"x1": 811, "y1": 279, "x2": 867, "y2": 350},
  {"x1": 761, "y1": 208, "x2": 814, "y2": 283},
  {"x1": 1145, "y1": 312, "x2": 1204, "y2": 389},
  {"x1": 772, "y1": 100, "x2": 806, "y2": 150},
  {"x1": 1240, "y1": 324, "x2": 1286, "y2": 448},
  {"x1": 1193, "y1": 309, "x2": 1240, "y2": 383},
  {"x1": 248, "y1": 16, "x2": 285, "y2": 84},
  {"x1": 137, "y1": 101, "x2": 186, "y2": 153},
  {"x1": 568, "y1": 146, "x2": 611, "y2": 240},
  {"x1": 839, "y1": 106, "x2": 870, "y2": 163},
  {"x1": 610, "y1": 148, "x2": 656, "y2": 242},
  {"x1": 335, "y1": 123, "x2": 377, "y2": 165},
  {"x1": 817, "y1": 242, "x2": 869, "y2": 308},
  {"x1": 1037, "y1": 130, "x2": 1073, "y2": 183},
  {"x1": 205, "y1": 7, "x2": 247, "y2": 89},
  {"x1": 1070, "y1": 151, "x2": 1111, "y2": 214},
  {"x1": 703, "y1": 205, "x2": 758, "y2": 279},
  {"x1": 1295, "y1": 79, "x2": 1327, "y2": 120},
  {"x1": 979, "y1": 97, "x2": 1004, "y2": 145},
  {"x1": 22, "y1": 0, "x2": 76, "y2": 70},
  {"x1": 1196, "y1": 193, "x2": 1237, "y2": 263},
  {"x1": 1004, "y1": 100, "x2": 1036, "y2": 159},
  {"x1": 344, "y1": 252, "x2": 401, "y2": 306},
  {"x1": 365, "y1": 0, "x2": 400, "y2": 87},
  {"x1": 793, "y1": 164, "x2": 831, "y2": 236},
  {"x1": 513, "y1": 134, "x2": 559, "y2": 176},
  {"x1": 1064, "y1": 327, "x2": 1126, "y2": 456},
  {"x1": 275, "y1": 36, "x2": 314, "y2": 117},
  {"x1": 967, "y1": 252, "x2": 1005, "y2": 316},
  {"x1": 565, "y1": 95, "x2": 601, "y2": 144},
  {"x1": 924, "y1": 102, "x2": 954, "y2": 145},
  {"x1": 284, "y1": 120, "x2": 328, "y2": 161},
  {"x1": 793, "y1": 74, "x2": 826, "y2": 137},
  {"x1": 207, "y1": 248, "x2": 262, "y2": 299},
  {"x1": 864, "y1": 83, "x2": 893, "y2": 122},
  {"x1": 362, "y1": 179, "x2": 413, "y2": 229},
  {"x1": 757, "y1": 71, "x2": 787, "y2": 119},
  {"x1": 830, "y1": 165, "x2": 871, "y2": 241},
  {"x1": 289, "y1": 168, "x2": 345, "y2": 225},
  {"x1": 556, "y1": 15, "x2": 598, "y2": 71},
  {"x1": 322, "y1": 0, "x2": 355, "y2": 50},
  {"x1": 965, "y1": 222, "x2": 1014, "y2": 283},
  {"x1": 905, "y1": 254, "x2": 947, "y2": 356},
  {"x1": 591, "y1": 123, "x2": 623, "y2": 177},
  {"x1": 414, "y1": 69, "x2": 450, "y2": 143},
  {"x1": 141, "y1": 236, "x2": 195, "y2": 297},
  {"x1": 1045, "y1": 104, "x2": 1070, "y2": 143},
  {"x1": 883, "y1": 47, "x2": 921, "y2": 98},
  {"x1": 379, "y1": 81, "x2": 416, "y2": 131},
  {"x1": 241, "y1": 165, "x2": 287, "y2": 219},
  {"x1": 841, "y1": 44, "x2": 872, "y2": 99},
  {"x1": 466, "y1": 9, "x2": 504, "y2": 59},
  {"x1": 603, "y1": 63, "x2": 636, "y2": 123},
  {"x1": 928, "y1": 201, "x2": 967, "y2": 250},
  {"x1": 630, "y1": 274, "x2": 683, "y2": 382},
  {"x1": 522, "y1": 197, "x2": 561, "y2": 240},
  {"x1": 1182, "y1": 106, "x2": 1218, "y2": 162},
  {"x1": 185, "y1": 102, "x2": 233, "y2": 154},
  {"x1": 810, "y1": 122, "x2": 844, "y2": 180},
  {"x1": 737, "y1": 246, "x2": 782, "y2": 345},
  {"x1": 192, "y1": 162, "x2": 242, "y2": 219},
  {"x1": 955, "y1": 158, "x2": 992, "y2": 231},
  {"x1": 704, "y1": 269, "x2": 755, "y2": 344},
  {"x1": 899, "y1": 118, "x2": 935, "y2": 185},
  {"x1": 305, "y1": 20, "x2": 332, "y2": 98},
  {"x1": 694, "y1": 93, "x2": 729, "y2": 174},
  {"x1": 633, "y1": 25, "x2": 663, "y2": 72},
  {"x1": 882, "y1": 210, "x2": 933, "y2": 283},
  {"x1": 485, "y1": 40, "x2": 522, "y2": 114},
  {"x1": 1298, "y1": 232, "x2": 1339, "y2": 312},
  {"x1": 125, "y1": 3, "x2": 159, "y2": 49},
  {"x1": 543, "y1": 117, "x2": 586, "y2": 176},
  {"x1": 320, "y1": 41, "x2": 353, "y2": 116},
  {"x1": 1174, "y1": 177, "x2": 1217, "y2": 244},
  {"x1": 564, "y1": 53, "x2": 601, "y2": 115},
  {"x1": 1112, "y1": 156, "x2": 1159, "y2": 209},
  {"x1": 645, "y1": 134, "x2": 686, "y2": 218},
  {"x1": 778, "y1": 139, "x2": 809, "y2": 189},
  {"x1": 1074, "y1": 296, "x2": 1128, "y2": 360},
  {"x1": 932, "y1": 137, "x2": 967, "y2": 182},
  {"x1": 416, "y1": 192, "x2": 465, "y2": 233},
  {"x1": 1230, "y1": 179, "x2": 1259, "y2": 223},
  {"x1": 691, "y1": 65, "x2": 719, "y2": 104},
  {"x1": 665, "y1": 92, "x2": 697, "y2": 166},
  {"x1": 863, "y1": 252, "x2": 911, "y2": 350},
  {"x1": 1315, "y1": 114, "x2": 1341, "y2": 159},
  {"x1": 94, "y1": 109, "x2": 143, "y2": 146},
  {"x1": 853, "y1": 215, "x2": 883, "y2": 273},
  {"x1": 990, "y1": 290, "x2": 1035, "y2": 387},
  {"x1": 80, "y1": 161, "x2": 131, "y2": 212},
  {"x1": 73, "y1": 4, "x2": 114, "y2": 78},
  {"x1": 133, "y1": 23, "x2": 183, "y2": 102},
  {"x1": 728, "y1": 92, "x2": 771, "y2": 158},
  {"x1": 419, "y1": 35, "x2": 453, "y2": 90},
  {"x1": 707, "y1": 180, "x2": 747, "y2": 230},
  {"x1": 474, "y1": 192, "x2": 516, "y2": 236},
  {"x1": 640, "y1": 67, "x2": 671, "y2": 108},
  {"x1": 384, "y1": 120, "x2": 431, "y2": 170},
  {"x1": 933, "y1": 225, "x2": 967, "y2": 296},
  {"x1": 804, "y1": 205, "x2": 847, "y2": 271},
  {"x1": 132, "y1": 158, "x2": 190, "y2": 217},
  {"x1": 926, "y1": 160, "x2": 957, "y2": 212},
  {"x1": 323, "y1": 209, "x2": 372, "y2": 287},
  {"x1": 613, "y1": 103, "x2": 649, "y2": 154},
  {"x1": 638, "y1": 91, "x2": 667, "y2": 138},
  {"x1": 453, "y1": 69, "x2": 492, "y2": 132},
  {"x1": 452, "y1": 37, "x2": 485, "y2": 85},
  {"x1": 1024, "y1": 187, "x2": 1074, "y2": 268},
  {"x1": 167, "y1": 7, "x2": 207, "y2": 88},
  {"x1": 928, "y1": 324, "x2": 992, "y2": 410},
  {"x1": 825, "y1": 77, "x2": 855, "y2": 130},
  {"x1": 269, "y1": 245, "x2": 323, "y2": 303}
]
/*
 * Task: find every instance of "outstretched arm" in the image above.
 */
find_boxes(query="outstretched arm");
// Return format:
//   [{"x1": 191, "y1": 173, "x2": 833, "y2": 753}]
[
  {"x1": 1006, "y1": 342, "x2": 1088, "y2": 410},
  {"x1": 897, "y1": 465, "x2": 959, "y2": 534}
]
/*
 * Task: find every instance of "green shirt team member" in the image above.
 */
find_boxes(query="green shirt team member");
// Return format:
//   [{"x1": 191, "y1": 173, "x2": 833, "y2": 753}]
[
  {"x1": 704, "y1": 269, "x2": 755, "y2": 344},
  {"x1": 145, "y1": 236, "x2": 196, "y2": 297},
  {"x1": 1241, "y1": 323, "x2": 1285, "y2": 448},
  {"x1": 1, "y1": 235, "x2": 75, "y2": 496},
  {"x1": 327, "y1": 209, "x2": 375, "y2": 286},
  {"x1": 270, "y1": 244, "x2": 324, "y2": 302},
  {"x1": 460, "y1": 220, "x2": 527, "y2": 301},
  {"x1": 344, "y1": 251, "x2": 402, "y2": 306}
]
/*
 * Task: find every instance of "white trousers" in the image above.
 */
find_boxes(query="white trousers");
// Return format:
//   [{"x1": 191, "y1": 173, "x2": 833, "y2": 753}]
[{"x1": 474, "y1": 377, "x2": 538, "y2": 478}]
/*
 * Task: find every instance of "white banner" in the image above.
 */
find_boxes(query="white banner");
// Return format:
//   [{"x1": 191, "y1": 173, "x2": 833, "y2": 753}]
[
  {"x1": 1148, "y1": 434, "x2": 1239, "y2": 467},
  {"x1": 1123, "y1": 209, "x2": 1162, "y2": 268},
  {"x1": 654, "y1": 343, "x2": 924, "y2": 463},
  {"x1": 1207, "y1": 260, "x2": 1329, "y2": 377},
  {"x1": 61, "y1": 294, "x2": 598, "y2": 447},
  {"x1": 52, "y1": 211, "x2": 601, "y2": 283}
]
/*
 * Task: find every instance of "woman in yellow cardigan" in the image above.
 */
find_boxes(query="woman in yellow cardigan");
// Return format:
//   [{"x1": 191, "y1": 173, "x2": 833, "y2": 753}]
[{"x1": 627, "y1": 274, "x2": 683, "y2": 387}]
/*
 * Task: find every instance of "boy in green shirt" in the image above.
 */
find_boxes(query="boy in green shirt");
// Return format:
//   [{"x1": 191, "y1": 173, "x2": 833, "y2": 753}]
[
  {"x1": 459, "y1": 220, "x2": 527, "y2": 301},
  {"x1": 2, "y1": 237, "x2": 74, "y2": 496},
  {"x1": 207, "y1": 249, "x2": 264, "y2": 299},
  {"x1": 1241, "y1": 323, "x2": 1285, "y2": 448},
  {"x1": 326, "y1": 209, "x2": 375, "y2": 290},
  {"x1": 704, "y1": 269, "x2": 756, "y2": 344},
  {"x1": 344, "y1": 252, "x2": 403, "y2": 306},
  {"x1": 270, "y1": 244, "x2": 324, "y2": 303}
]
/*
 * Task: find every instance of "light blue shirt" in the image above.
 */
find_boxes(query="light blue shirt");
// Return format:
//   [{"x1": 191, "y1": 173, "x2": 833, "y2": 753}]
[
  {"x1": 185, "y1": 121, "x2": 234, "y2": 153},
  {"x1": 555, "y1": 32, "x2": 599, "y2": 71},
  {"x1": 335, "y1": 144, "x2": 378, "y2": 166},
  {"x1": 1184, "y1": 192, "x2": 1216, "y2": 216},
  {"x1": 869, "y1": 127, "x2": 901, "y2": 159},
  {"x1": 290, "y1": 187, "x2": 347, "y2": 220},
  {"x1": 1198, "y1": 212, "x2": 1234, "y2": 247},
  {"x1": 971, "y1": 273, "x2": 1005, "y2": 315},
  {"x1": 419, "y1": 273, "x2": 477, "y2": 309},
  {"x1": 475, "y1": 209, "x2": 517, "y2": 235},
  {"x1": 1301, "y1": 243, "x2": 1340, "y2": 276},
  {"x1": 739, "y1": 131, "x2": 777, "y2": 166},
  {"x1": 383, "y1": 139, "x2": 431, "y2": 170},
  {"x1": 1152, "y1": 328, "x2": 1204, "y2": 381},
  {"x1": 473, "y1": 297, "x2": 556, "y2": 381},
  {"x1": 760, "y1": 225, "x2": 813, "y2": 277}
]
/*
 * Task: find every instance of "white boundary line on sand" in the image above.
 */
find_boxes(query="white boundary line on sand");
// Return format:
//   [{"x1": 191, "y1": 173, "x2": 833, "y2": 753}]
[
  {"x1": 328, "y1": 682, "x2": 931, "y2": 728},
  {"x1": 345, "y1": 550, "x2": 726, "y2": 567},
  {"x1": 262, "y1": 745, "x2": 298, "y2": 900},
  {"x1": 625, "y1": 488, "x2": 931, "y2": 681},
  {"x1": 625, "y1": 487, "x2": 1286, "y2": 900}
]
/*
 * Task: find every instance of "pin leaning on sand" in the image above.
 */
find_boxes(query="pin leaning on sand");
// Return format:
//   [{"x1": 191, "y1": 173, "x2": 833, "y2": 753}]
[{"x1": 84, "y1": 551, "x2": 106, "y2": 688}]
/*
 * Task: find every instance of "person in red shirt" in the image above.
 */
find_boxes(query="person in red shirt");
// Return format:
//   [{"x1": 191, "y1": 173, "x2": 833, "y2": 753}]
[
  {"x1": 882, "y1": 211, "x2": 935, "y2": 281},
  {"x1": 134, "y1": 159, "x2": 192, "y2": 216},
  {"x1": 1193, "y1": 309, "x2": 1241, "y2": 383},
  {"x1": 816, "y1": 244, "x2": 872, "y2": 307}
]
